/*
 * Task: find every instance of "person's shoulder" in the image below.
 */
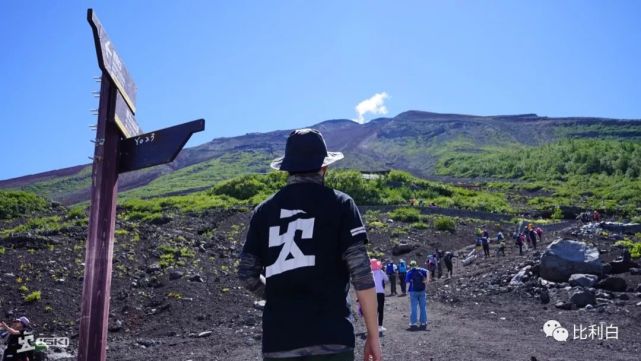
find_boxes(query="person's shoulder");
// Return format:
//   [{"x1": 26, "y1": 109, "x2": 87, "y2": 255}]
[
  {"x1": 251, "y1": 191, "x2": 278, "y2": 215},
  {"x1": 330, "y1": 188, "x2": 355, "y2": 203}
]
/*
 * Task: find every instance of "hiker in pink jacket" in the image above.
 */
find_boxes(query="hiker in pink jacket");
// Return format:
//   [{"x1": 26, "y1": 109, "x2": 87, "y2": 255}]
[{"x1": 371, "y1": 259, "x2": 389, "y2": 334}]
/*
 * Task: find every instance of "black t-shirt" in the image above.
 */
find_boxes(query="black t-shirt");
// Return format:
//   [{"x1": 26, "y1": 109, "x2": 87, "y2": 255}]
[
  {"x1": 242, "y1": 182, "x2": 368, "y2": 353},
  {"x1": 3, "y1": 331, "x2": 32, "y2": 361}
]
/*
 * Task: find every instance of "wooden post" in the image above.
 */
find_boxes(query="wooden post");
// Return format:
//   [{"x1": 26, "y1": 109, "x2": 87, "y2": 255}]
[
  {"x1": 77, "y1": 73, "x2": 119, "y2": 361},
  {"x1": 78, "y1": 10, "x2": 204, "y2": 360}
]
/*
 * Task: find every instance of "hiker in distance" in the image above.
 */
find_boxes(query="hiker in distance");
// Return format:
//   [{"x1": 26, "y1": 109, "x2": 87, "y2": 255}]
[
  {"x1": 405, "y1": 260, "x2": 428, "y2": 330},
  {"x1": 371, "y1": 258, "x2": 389, "y2": 334},
  {"x1": 238, "y1": 129, "x2": 382, "y2": 361},
  {"x1": 385, "y1": 261, "x2": 398, "y2": 296}
]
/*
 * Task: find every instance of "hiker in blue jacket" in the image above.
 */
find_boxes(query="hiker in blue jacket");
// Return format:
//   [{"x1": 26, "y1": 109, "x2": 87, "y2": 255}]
[
  {"x1": 481, "y1": 236, "x2": 490, "y2": 257},
  {"x1": 397, "y1": 259, "x2": 408, "y2": 296},
  {"x1": 405, "y1": 260, "x2": 428, "y2": 330},
  {"x1": 385, "y1": 261, "x2": 397, "y2": 296}
]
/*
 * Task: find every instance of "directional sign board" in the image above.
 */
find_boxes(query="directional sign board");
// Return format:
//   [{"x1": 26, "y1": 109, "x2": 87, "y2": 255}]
[
  {"x1": 87, "y1": 9, "x2": 138, "y2": 115},
  {"x1": 118, "y1": 119, "x2": 205, "y2": 173},
  {"x1": 114, "y1": 92, "x2": 142, "y2": 138}
]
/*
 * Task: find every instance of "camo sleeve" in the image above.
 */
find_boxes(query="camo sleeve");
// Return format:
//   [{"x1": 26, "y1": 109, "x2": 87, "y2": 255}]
[
  {"x1": 238, "y1": 252, "x2": 265, "y2": 299},
  {"x1": 342, "y1": 242, "x2": 374, "y2": 291},
  {"x1": 238, "y1": 209, "x2": 266, "y2": 298}
]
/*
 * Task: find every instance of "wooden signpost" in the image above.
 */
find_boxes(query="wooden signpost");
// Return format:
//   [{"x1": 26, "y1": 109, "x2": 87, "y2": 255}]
[{"x1": 78, "y1": 9, "x2": 205, "y2": 361}]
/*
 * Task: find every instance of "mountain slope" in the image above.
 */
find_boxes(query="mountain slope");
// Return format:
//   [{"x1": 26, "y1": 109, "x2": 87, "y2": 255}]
[{"x1": 2, "y1": 110, "x2": 640, "y2": 204}]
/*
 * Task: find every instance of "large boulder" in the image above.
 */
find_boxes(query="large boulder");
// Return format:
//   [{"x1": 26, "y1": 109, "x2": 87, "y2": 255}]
[
  {"x1": 539, "y1": 239, "x2": 603, "y2": 282},
  {"x1": 596, "y1": 276, "x2": 627, "y2": 292},
  {"x1": 569, "y1": 274, "x2": 599, "y2": 288}
]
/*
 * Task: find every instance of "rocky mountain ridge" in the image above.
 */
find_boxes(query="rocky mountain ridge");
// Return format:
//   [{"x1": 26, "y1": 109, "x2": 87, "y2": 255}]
[{"x1": 2, "y1": 110, "x2": 640, "y2": 204}]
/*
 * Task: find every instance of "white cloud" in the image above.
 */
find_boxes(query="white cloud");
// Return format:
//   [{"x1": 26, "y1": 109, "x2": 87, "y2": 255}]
[{"x1": 354, "y1": 92, "x2": 389, "y2": 124}]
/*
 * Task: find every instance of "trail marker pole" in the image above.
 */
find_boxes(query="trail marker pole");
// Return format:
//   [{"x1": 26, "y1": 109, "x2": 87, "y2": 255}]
[{"x1": 78, "y1": 9, "x2": 205, "y2": 361}]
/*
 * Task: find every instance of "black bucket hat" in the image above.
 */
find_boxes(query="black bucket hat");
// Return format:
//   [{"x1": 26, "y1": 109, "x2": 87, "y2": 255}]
[{"x1": 270, "y1": 128, "x2": 344, "y2": 172}]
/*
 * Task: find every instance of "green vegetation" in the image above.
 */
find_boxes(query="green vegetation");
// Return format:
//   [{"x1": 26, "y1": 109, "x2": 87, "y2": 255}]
[
  {"x1": 614, "y1": 239, "x2": 641, "y2": 259},
  {"x1": 211, "y1": 172, "x2": 286, "y2": 204},
  {"x1": 158, "y1": 243, "x2": 196, "y2": 268},
  {"x1": 66, "y1": 205, "x2": 87, "y2": 220},
  {"x1": 438, "y1": 139, "x2": 641, "y2": 179},
  {"x1": 328, "y1": 170, "x2": 453, "y2": 205},
  {"x1": 434, "y1": 216, "x2": 456, "y2": 232},
  {"x1": 389, "y1": 207, "x2": 421, "y2": 222},
  {"x1": 115, "y1": 168, "x2": 512, "y2": 223},
  {"x1": 24, "y1": 290, "x2": 41, "y2": 303},
  {"x1": 0, "y1": 246, "x2": 5, "y2": 255},
  {"x1": 410, "y1": 222, "x2": 428, "y2": 230},
  {"x1": 19, "y1": 166, "x2": 92, "y2": 201},
  {"x1": 167, "y1": 291, "x2": 183, "y2": 300},
  {"x1": 0, "y1": 190, "x2": 49, "y2": 219},
  {"x1": 0, "y1": 216, "x2": 63, "y2": 237},
  {"x1": 368, "y1": 221, "x2": 386, "y2": 229},
  {"x1": 327, "y1": 169, "x2": 511, "y2": 212},
  {"x1": 554, "y1": 121, "x2": 641, "y2": 140},
  {"x1": 437, "y1": 139, "x2": 641, "y2": 215},
  {"x1": 121, "y1": 151, "x2": 273, "y2": 199}
]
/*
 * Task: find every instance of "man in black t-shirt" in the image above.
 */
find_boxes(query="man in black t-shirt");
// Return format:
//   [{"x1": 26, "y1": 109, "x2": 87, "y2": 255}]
[
  {"x1": 238, "y1": 129, "x2": 382, "y2": 361},
  {"x1": 1, "y1": 316, "x2": 32, "y2": 361}
]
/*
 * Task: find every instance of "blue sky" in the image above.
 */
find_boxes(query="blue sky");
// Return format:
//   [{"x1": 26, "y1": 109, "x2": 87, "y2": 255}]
[{"x1": 1, "y1": 1, "x2": 640, "y2": 180}]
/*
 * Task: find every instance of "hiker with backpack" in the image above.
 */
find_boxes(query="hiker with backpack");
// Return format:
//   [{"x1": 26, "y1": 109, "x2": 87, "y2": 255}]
[
  {"x1": 496, "y1": 239, "x2": 506, "y2": 257},
  {"x1": 385, "y1": 261, "x2": 397, "y2": 296},
  {"x1": 435, "y1": 249, "x2": 444, "y2": 279},
  {"x1": 405, "y1": 260, "x2": 428, "y2": 330},
  {"x1": 425, "y1": 254, "x2": 436, "y2": 281},
  {"x1": 528, "y1": 227, "x2": 538, "y2": 249},
  {"x1": 524, "y1": 230, "x2": 532, "y2": 249},
  {"x1": 534, "y1": 227, "x2": 543, "y2": 243},
  {"x1": 398, "y1": 259, "x2": 408, "y2": 296},
  {"x1": 443, "y1": 251, "x2": 457, "y2": 278},
  {"x1": 371, "y1": 259, "x2": 389, "y2": 334},
  {"x1": 515, "y1": 232, "x2": 525, "y2": 255},
  {"x1": 481, "y1": 236, "x2": 490, "y2": 257}
]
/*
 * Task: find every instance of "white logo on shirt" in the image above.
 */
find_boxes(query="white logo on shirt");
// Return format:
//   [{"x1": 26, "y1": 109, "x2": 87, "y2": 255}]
[{"x1": 266, "y1": 209, "x2": 316, "y2": 278}]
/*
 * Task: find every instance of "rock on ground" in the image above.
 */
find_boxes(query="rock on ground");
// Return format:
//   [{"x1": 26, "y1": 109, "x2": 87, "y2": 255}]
[
  {"x1": 568, "y1": 287, "x2": 596, "y2": 308},
  {"x1": 596, "y1": 276, "x2": 627, "y2": 292},
  {"x1": 539, "y1": 239, "x2": 602, "y2": 282},
  {"x1": 568, "y1": 273, "x2": 599, "y2": 288}
]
